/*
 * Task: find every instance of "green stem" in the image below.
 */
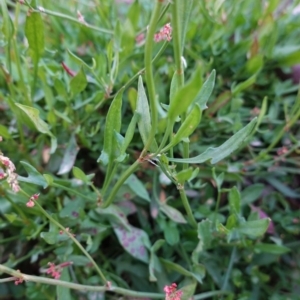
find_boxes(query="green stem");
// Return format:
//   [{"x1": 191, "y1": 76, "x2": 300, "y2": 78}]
[
  {"x1": 143, "y1": 0, "x2": 164, "y2": 152},
  {"x1": 171, "y1": 0, "x2": 190, "y2": 169},
  {"x1": 22, "y1": 1, "x2": 113, "y2": 34},
  {"x1": 117, "y1": 41, "x2": 169, "y2": 96},
  {"x1": 169, "y1": 1, "x2": 197, "y2": 229},
  {"x1": 0, "y1": 264, "x2": 164, "y2": 298},
  {"x1": 258, "y1": 105, "x2": 300, "y2": 159},
  {"x1": 102, "y1": 160, "x2": 140, "y2": 208},
  {"x1": 178, "y1": 187, "x2": 197, "y2": 228},
  {"x1": 221, "y1": 247, "x2": 237, "y2": 291},
  {"x1": 33, "y1": 200, "x2": 107, "y2": 284},
  {"x1": 101, "y1": 162, "x2": 119, "y2": 196},
  {"x1": 155, "y1": 121, "x2": 173, "y2": 154},
  {"x1": 51, "y1": 183, "x2": 95, "y2": 202}
]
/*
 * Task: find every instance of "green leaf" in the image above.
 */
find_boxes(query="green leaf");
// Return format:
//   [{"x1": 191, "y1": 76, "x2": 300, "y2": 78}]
[
  {"x1": 149, "y1": 240, "x2": 164, "y2": 282},
  {"x1": 18, "y1": 161, "x2": 48, "y2": 188},
  {"x1": 180, "y1": 280, "x2": 197, "y2": 300},
  {"x1": 168, "y1": 118, "x2": 257, "y2": 164},
  {"x1": 0, "y1": 0, "x2": 14, "y2": 40},
  {"x1": 194, "y1": 69, "x2": 216, "y2": 110},
  {"x1": 151, "y1": 239, "x2": 165, "y2": 252},
  {"x1": 15, "y1": 103, "x2": 57, "y2": 153},
  {"x1": 169, "y1": 71, "x2": 179, "y2": 103},
  {"x1": 136, "y1": 76, "x2": 157, "y2": 152},
  {"x1": 160, "y1": 258, "x2": 203, "y2": 284},
  {"x1": 57, "y1": 135, "x2": 79, "y2": 175},
  {"x1": 172, "y1": 104, "x2": 202, "y2": 146},
  {"x1": 40, "y1": 232, "x2": 57, "y2": 245},
  {"x1": 168, "y1": 67, "x2": 202, "y2": 122},
  {"x1": 229, "y1": 186, "x2": 241, "y2": 215},
  {"x1": 197, "y1": 219, "x2": 213, "y2": 250},
  {"x1": 178, "y1": 0, "x2": 194, "y2": 53},
  {"x1": 57, "y1": 269, "x2": 72, "y2": 300},
  {"x1": 0, "y1": 125, "x2": 11, "y2": 139},
  {"x1": 120, "y1": 112, "x2": 139, "y2": 155},
  {"x1": 254, "y1": 243, "x2": 290, "y2": 255},
  {"x1": 238, "y1": 219, "x2": 270, "y2": 237},
  {"x1": 70, "y1": 67, "x2": 88, "y2": 95},
  {"x1": 125, "y1": 174, "x2": 150, "y2": 202},
  {"x1": 67, "y1": 49, "x2": 96, "y2": 70},
  {"x1": 267, "y1": 177, "x2": 300, "y2": 198},
  {"x1": 241, "y1": 184, "x2": 264, "y2": 205},
  {"x1": 272, "y1": 45, "x2": 300, "y2": 66},
  {"x1": 97, "y1": 88, "x2": 124, "y2": 165},
  {"x1": 25, "y1": 12, "x2": 44, "y2": 64},
  {"x1": 191, "y1": 264, "x2": 206, "y2": 284},
  {"x1": 175, "y1": 167, "x2": 194, "y2": 184},
  {"x1": 160, "y1": 204, "x2": 187, "y2": 224},
  {"x1": 164, "y1": 221, "x2": 179, "y2": 245},
  {"x1": 232, "y1": 73, "x2": 257, "y2": 96},
  {"x1": 43, "y1": 174, "x2": 54, "y2": 186},
  {"x1": 72, "y1": 167, "x2": 88, "y2": 183},
  {"x1": 113, "y1": 224, "x2": 150, "y2": 263}
]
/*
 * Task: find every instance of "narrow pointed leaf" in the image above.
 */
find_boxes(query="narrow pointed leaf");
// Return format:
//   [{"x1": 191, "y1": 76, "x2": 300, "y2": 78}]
[
  {"x1": 172, "y1": 104, "x2": 202, "y2": 145},
  {"x1": 178, "y1": 0, "x2": 194, "y2": 53},
  {"x1": 70, "y1": 67, "x2": 87, "y2": 95},
  {"x1": 15, "y1": 103, "x2": 57, "y2": 153},
  {"x1": 57, "y1": 135, "x2": 79, "y2": 175},
  {"x1": 25, "y1": 12, "x2": 44, "y2": 64},
  {"x1": 18, "y1": 161, "x2": 48, "y2": 188},
  {"x1": 238, "y1": 218, "x2": 270, "y2": 237},
  {"x1": 98, "y1": 89, "x2": 124, "y2": 165},
  {"x1": 194, "y1": 70, "x2": 216, "y2": 110},
  {"x1": 121, "y1": 112, "x2": 139, "y2": 154},
  {"x1": 136, "y1": 76, "x2": 157, "y2": 152},
  {"x1": 168, "y1": 67, "x2": 202, "y2": 122},
  {"x1": 168, "y1": 118, "x2": 257, "y2": 164},
  {"x1": 160, "y1": 204, "x2": 187, "y2": 224}
]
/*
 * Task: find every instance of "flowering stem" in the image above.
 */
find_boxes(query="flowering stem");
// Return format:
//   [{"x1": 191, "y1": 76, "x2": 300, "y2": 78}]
[
  {"x1": 32, "y1": 200, "x2": 107, "y2": 284},
  {"x1": 0, "y1": 264, "x2": 164, "y2": 298},
  {"x1": 21, "y1": 0, "x2": 113, "y2": 34},
  {"x1": 171, "y1": 0, "x2": 189, "y2": 170},
  {"x1": 143, "y1": 0, "x2": 164, "y2": 152},
  {"x1": 170, "y1": 0, "x2": 197, "y2": 229}
]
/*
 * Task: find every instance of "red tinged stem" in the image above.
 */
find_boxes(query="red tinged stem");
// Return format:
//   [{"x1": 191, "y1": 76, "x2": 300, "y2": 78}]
[{"x1": 61, "y1": 62, "x2": 76, "y2": 77}]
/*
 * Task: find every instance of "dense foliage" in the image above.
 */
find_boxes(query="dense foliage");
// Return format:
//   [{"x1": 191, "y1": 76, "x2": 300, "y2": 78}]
[{"x1": 0, "y1": 0, "x2": 300, "y2": 299}]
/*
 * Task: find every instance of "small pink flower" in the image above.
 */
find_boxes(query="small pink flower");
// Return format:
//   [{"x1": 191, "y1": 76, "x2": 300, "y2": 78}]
[
  {"x1": 0, "y1": 153, "x2": 20, "y2": 192},
  {"x1": 0, "y1": 172, "x2": 6, "y2": 179},
  {"x1": 164, "y1": 283, "x2": 183, "y2": 300},
  {"x1": 26, "y1": 200, "x2": 35, "y2": 207},
  {"x1": 136, "y1": 33, "x2": 145, "y2": 46},
  {"x1": 26, "y1": 193, "x2": 40, "y2": 208},
  {"x1": 46, "y1": 261, "x2": 73, "y2": 280},
  {"x1": 154, "y1": 23, "x2": 172, "y2": 43}
]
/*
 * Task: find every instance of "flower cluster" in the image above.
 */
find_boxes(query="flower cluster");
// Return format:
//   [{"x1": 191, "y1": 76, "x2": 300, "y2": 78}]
[
  {"x1": 164, "y1": 283, "x2": 183, "y2": 300},
  {"x1": 0, "y1": 148, "x2": 20, "y2": 193},
  {"x1": 26, "y1": 193, "x2": 40, "y2": 208},
  {"x1": 46, "y1": 262, "x2": 73, "y2": 280},
  {"x1": 154, "y1": 23, "x2": 172, "y2": 43}
]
